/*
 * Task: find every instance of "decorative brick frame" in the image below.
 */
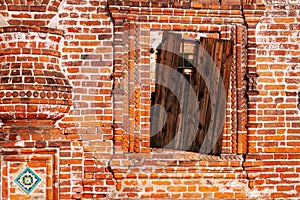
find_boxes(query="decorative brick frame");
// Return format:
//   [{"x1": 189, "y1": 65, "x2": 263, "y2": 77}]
[
  {"x1": 107, "y1": 3, "x2": 265, "y2": 196},
  {"x1": 114, "y1": 22, "x2": 247, "y2": 155},
  {"x1": 109, "y1": 2, "x2": 263, "y2": 156},
  {"x1": 0, "y1": 148, "x2": 59, "y2": 200}
]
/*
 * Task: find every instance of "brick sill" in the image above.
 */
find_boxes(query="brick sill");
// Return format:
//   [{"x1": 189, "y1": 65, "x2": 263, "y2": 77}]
[
  {"x1": 149, "y1": 148, "x2": 243, "y2": 161},
  {"x1": 110, "y1": 148, "x2": 246, "y2": 180}
]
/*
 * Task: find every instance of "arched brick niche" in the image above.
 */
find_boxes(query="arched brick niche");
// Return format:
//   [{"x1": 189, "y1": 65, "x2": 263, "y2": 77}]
[{"x1": 108, "y1": 1, "x2": 264, "y2": 198}]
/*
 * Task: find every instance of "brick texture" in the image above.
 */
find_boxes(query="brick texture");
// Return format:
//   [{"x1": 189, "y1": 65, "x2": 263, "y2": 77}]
[
  {"x1": 0, "y1": 0, "x2": 298, "y2": 199},
  {"x1": 246, "y1": 0, "x2": 300, "y2": 199}
]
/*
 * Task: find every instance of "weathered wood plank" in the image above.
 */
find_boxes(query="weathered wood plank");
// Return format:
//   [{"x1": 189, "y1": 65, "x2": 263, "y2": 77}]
[
  {"x1": 150, "y1": 32, "x2": 182, "y2": 148},
  {"x1": 198, "y1": 38, "x2": 233, "y2": 155},
  {"x1": 151, "y1": 33, "x2": 233, "y2": 155},
  {"x1": 198, "y1": 38, "x2": 218, "y2": 154}
]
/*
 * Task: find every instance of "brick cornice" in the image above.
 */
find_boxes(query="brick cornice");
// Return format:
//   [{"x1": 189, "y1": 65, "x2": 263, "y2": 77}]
[{"x1": 108, "y1": 1, "x2": 266, "y2": 26}]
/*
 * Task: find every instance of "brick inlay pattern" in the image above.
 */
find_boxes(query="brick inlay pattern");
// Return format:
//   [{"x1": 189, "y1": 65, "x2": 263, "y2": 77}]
[
  {"x1": 0, "y1": 149, "x2": 58, "y2": 200},
  {"x1": 14, "y1": 167, "x2": 42, "y2": 194}
]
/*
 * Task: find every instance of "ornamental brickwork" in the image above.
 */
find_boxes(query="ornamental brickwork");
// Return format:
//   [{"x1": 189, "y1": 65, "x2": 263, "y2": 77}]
[{"x1": 0, "y1": 0, "x2": 299, "y2": 199}]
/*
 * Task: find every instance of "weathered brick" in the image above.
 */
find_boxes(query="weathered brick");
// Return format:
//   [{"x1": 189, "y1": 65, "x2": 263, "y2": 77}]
[{"x1": 0, "y1": 1, "x2": 298, "y2": 199}]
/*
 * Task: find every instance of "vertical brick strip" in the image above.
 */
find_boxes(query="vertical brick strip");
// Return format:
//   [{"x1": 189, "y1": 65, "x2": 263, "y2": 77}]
[
  {"x1": 128, "y1": 23, "x2": 135, "y2": 153},
  {"x1": 134, "y1": 24, "x2": 141, "y2": 152},
  {"x1": 122, "y1": 22, "x2": 130, "y2": 153},
  {"x1": 244, "y1": 7, "x2": 263, "y2": 155},
  {"x1": 231, "y1": 25, "x2": 238, "y2": 154},
  {"x1": 221, "y1": 25, "x2": 233, "y2": 154},
  {"x1": 140, "y1": 24, "x2": 151, "y2": 152},
  {"x1": 236, "y1": 24, "x2": 248, "y2": 154}
]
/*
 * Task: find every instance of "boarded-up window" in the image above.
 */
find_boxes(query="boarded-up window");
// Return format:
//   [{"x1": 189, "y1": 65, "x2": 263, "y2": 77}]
[{"x1": 150, "y1": 32, "x2": 233, "y2": 155}]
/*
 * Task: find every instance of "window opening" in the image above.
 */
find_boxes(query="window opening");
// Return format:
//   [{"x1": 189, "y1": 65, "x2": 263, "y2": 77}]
[{"x1": 150, "y1": 32, "x2": 233, "y2": 155}]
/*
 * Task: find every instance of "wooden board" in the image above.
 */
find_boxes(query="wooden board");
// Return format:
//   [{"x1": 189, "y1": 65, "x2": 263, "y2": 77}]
[
  {"x1": 151, "y1": 33, "x2": 233, "y2": 155},
  {"x1": 150, "y1": 31, "x2": 182, "y2": 148}
]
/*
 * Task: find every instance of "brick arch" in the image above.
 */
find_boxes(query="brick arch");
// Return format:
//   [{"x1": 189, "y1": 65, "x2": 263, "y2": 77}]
[
  {"x1": 4, "y1": 0, "x2": 49, "y2": 5},
  {"x1": 0, "y1": 0, "x2": 66, "y2": 26},
  {"x1": 2, "y1": 0, "x2": 65, "y2": 11}
]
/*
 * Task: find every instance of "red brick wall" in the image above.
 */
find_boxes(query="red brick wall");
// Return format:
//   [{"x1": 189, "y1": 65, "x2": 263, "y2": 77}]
[
  {"x1": 0, "y1": 0, "x2": 299, "y2": 199},
  {"x1": 246, "y1": 0, "x2": 300, "y2": 199},
  {"x1": 0, "y1": 0, "x2": 115, "y2": 199},
  {"x1": 59, "y1": 0, "x2": 115, "y2": 198}
]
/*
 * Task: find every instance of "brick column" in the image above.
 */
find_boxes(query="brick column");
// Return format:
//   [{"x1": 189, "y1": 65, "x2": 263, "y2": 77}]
[{"x1": 0, "y1": 26, "x2": 72, "y2": 132}]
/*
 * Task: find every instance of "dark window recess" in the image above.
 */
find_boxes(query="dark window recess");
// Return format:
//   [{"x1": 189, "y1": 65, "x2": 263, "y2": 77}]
[{"x1": 150, "y1": 32, "x2": 233, "y2": 155}]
